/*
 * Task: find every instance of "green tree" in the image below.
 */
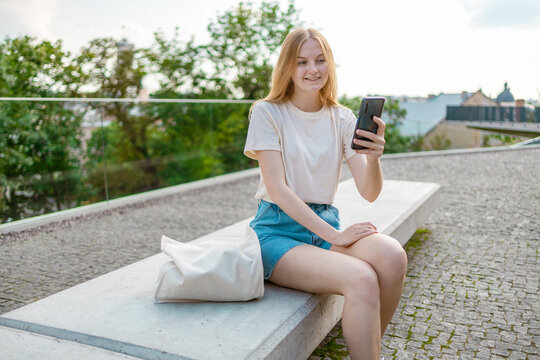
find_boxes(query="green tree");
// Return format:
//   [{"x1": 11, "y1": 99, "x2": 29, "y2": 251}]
[
  {"x1": 0, "y1": 1, "x2": 310, "y2": 222},
  {"x1": 81, "y1": 1, "x2": 303, "y2": 196},
  {"x1": 409, "y1": 135, "x2": 425, "y2": 152},
  {"x1": 0, "y1": 36, "x2": 83, "y2": 222},
  {"x1": 148, "y1": 26, "x2": 259, "y2": 183},
  {"x1": 206, "y1": 0, "x2": 302, "y2": 99},
  {"x1": 211, "y1": 103, "x2": 254, "y2": 172},
  {"x1": 146, "y1": 28, "x2": 207, "y2": 97},
  {"x1": 79, "y1": 32, "x2": 230, "y2": 195},
  {"x1": 84, "y1": 122, "x2": 161, "y2": 199},
  {"x1": 75, "y1": 37, "x2": 163, "y2": 194},
  {"x1": 145, "y1": 30, "x2": 224, "y2": 185},
  {"x1": 429, "y1": 133, "x2": 452, "y2": 150},
  {"x1": 383, "y1": 97, "x2": 413, "y2": 153}
]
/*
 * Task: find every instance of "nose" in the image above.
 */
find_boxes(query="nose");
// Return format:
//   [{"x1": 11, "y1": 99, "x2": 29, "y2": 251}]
[{"x1": 308, "y1": 61, "x2": 318, "y2": 73}]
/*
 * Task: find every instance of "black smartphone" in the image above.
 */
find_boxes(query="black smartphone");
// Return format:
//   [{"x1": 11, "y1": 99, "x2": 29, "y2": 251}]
[{"x1": 351, "y1": 97, "x2": 386, "y2": 150}]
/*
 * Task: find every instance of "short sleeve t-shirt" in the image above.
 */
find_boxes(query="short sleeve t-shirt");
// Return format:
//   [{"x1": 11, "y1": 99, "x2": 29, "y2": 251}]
[{"x1": 244, "y1": 100, "x2": 359, "y2": 205}]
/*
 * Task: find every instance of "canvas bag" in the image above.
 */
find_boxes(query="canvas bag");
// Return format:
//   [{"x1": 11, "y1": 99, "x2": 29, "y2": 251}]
[{"x1": 155, "y1": 224, "x2": 264, "y2": 303}]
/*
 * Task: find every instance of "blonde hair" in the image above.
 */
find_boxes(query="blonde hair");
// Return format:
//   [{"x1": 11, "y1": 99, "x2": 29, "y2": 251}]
[{"x1": 252, "y1": 28, "x2": 339, "y2": 112}]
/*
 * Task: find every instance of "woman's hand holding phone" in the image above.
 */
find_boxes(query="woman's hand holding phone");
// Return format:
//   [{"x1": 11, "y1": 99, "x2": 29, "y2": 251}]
[
  {"x1": 351, "y1": 97, "x2": 386, "y2": 161},
  {"x1": 352, "y1": 116, "x2": 386, "y2": 161}
]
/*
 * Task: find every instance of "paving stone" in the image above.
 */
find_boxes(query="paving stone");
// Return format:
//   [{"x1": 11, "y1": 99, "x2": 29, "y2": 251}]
[
  {"x1": 441, "y1": 353, "x2": 458, "y2": 360},
  {"x1": 393, "y1": 349, "x2": 414, "y2": 360},
  {"x1": 523, "y1": 345, "x2": 540, "y2": 355},
  {"x1": 475, "y1": 347, "x2": 492, "y2": 359},
  {"x1": 507, "y1": 352, "x2": 527, "y2": 360},
  {"x1": 422, "y1": 343, "x2": 440, "y2": 353},
  {"x1": 492, "y1": 348, "x2": 511, "y2": 357},
  {"x1": 441, "y1": 346, "x2": 458, "y2": 355}
]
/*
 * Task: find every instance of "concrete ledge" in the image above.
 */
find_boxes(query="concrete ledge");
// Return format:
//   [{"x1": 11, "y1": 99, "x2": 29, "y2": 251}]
[
  {"x1": 381, "y1": 142, "x2": 540, "y2": 159},
  {"x1": 0, "y1": 178, "x2": 440, "y2": 360},
  {"x1": 0, "y1": 325, "x2": 139, "y2": 359},
  {"x1": 334, "y1": 179, "x2": 440, "y2": 245}
]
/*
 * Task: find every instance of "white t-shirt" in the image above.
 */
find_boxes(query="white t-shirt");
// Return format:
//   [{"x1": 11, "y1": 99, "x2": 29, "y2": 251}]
[{"x1": 244, "y1": 100, "x2": 359, "y2": 205}]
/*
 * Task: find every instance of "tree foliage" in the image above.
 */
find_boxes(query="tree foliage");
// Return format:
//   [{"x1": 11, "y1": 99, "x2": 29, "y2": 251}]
[
  {"x1": 206, "y1": 0, "x2": 301, "y2": 99},
  {"x1": 429, "y1": 133, "x2": 452, "y2": 150},
  {"x1": 1, "y1": 0, "x2": 415, "y2": 223},
  {"x1": 74, "y1": 37, "x2": 164, "y2": 194},
  {"x1": 0, "y1": 36, "x2": 83, "y2": 221},
  {"x1": 147, "y1": 29, "x2": 203, "y2": 96}
]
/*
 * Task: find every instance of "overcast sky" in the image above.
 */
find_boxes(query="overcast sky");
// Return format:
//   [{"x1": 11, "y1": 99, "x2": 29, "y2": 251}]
[{"x1": 1, "y1": 0, "x2": 539, "y2": 100}]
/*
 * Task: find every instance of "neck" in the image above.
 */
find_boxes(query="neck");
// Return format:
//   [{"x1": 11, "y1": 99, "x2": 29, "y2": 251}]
[{"x1": 290, "y1": 92, "x2": 323, "y2": 112}]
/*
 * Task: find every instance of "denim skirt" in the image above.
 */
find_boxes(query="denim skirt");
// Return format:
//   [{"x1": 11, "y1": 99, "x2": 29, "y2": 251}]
[{"x1": 249, "y1": 200, "x2": 340, "y2": 279}]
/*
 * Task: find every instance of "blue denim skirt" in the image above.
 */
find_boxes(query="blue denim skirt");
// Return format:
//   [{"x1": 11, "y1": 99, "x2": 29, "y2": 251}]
[{"x1": 249, "y1": 200, "x2": 340, "y2": 279}]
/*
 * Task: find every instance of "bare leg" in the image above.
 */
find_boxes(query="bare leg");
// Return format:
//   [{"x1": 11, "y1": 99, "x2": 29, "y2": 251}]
[
  {"x1": 331, "y1": 233, "x2": 408, "y2": 335},
  {"x1": 269, "y1": 244, "x2": 381, "y2": 360}
]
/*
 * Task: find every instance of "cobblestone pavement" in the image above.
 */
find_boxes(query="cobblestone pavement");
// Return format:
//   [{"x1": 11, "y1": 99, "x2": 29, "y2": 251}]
[
  {"x1": 1, "y1": 147, "x2": 539, "y2": 359},
  {"x1": 311, "y1": 147, "x2": 540, "y2": 360}
]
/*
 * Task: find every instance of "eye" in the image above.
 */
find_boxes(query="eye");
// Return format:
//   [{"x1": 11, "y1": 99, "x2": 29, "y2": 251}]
[
  {"x1": 298, "y1": 60, "x2": 307, "y2": 65},
  {"x1": 317, "y1": 58, "x2": 326, "y2": 63}
]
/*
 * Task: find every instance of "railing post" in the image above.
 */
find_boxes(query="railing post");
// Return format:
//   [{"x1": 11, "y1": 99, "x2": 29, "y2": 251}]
[
  {"x1": 99, "y1": 105, "x2": 110, "y2": 203},
  {"x1": 209, "y1": 103, "x2": 215, "y2": 179}
]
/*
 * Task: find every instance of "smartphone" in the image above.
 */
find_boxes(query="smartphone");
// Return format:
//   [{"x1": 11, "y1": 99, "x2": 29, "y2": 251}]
[{"x1": 351, "y1": 97, "x2": 386, "y2": 150}]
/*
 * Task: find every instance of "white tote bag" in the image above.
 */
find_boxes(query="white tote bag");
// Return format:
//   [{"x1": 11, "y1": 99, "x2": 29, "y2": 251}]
[{"x1": 155, "y1": 224, "x2": 264, "y2": 303}]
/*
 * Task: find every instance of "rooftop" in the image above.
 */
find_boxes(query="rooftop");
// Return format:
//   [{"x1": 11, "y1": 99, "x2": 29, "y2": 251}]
[{"x1": 496, "y1": 82, "x2": 515, "y2": 103}]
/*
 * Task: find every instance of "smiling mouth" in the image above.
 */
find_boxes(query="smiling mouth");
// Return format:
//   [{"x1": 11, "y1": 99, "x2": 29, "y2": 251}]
[{"x1": 305, "y1": 77, "x2": 320, "y2": 81}]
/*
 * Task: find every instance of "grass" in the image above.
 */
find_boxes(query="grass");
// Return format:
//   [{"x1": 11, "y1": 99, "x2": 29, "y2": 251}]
[
  {"x1": 310, "y1": 325, "x2": 349, "y2": 360},
  {"x1": 404, "y1": 228, "x2": 432, "y2": 255}
]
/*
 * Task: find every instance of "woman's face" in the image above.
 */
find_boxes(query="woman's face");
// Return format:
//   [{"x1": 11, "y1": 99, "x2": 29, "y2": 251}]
[{"x1": 291, "y1": 38, "x2": 329, "y2": 96}]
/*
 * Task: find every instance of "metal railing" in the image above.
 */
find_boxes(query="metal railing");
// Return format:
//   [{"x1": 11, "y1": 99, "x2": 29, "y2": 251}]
[{"x1": 446, "y1": 106, "x2": 540, "y2": 123}]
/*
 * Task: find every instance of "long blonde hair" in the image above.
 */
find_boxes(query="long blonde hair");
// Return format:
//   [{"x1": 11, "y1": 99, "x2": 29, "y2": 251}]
[{"x1": 252, "y1": 28, "x2": 339, "y2": 113}]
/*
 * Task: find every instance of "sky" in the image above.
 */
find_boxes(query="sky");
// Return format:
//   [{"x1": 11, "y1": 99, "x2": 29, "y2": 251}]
[{"x1": 1, "y1": 0, "x2": 539, "y2": 101}]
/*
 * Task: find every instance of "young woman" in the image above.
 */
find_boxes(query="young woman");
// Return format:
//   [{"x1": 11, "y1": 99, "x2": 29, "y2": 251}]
[{"x1": 244, "y1": 28, "x2": 407, "y2": 360}]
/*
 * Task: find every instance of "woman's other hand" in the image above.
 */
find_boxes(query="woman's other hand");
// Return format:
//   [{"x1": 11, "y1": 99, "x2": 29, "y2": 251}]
[
  {"x1": 330, "y1": 222, "x2": 378, "y2": 247},
  {"x1": 352, "y1": 116, "x2": 386, "y2": 161}
]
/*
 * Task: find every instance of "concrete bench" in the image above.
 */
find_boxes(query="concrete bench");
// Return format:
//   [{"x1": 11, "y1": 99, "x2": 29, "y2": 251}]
[{"x1": 0, "y1": 178, "x2": 440, "y2": 360}]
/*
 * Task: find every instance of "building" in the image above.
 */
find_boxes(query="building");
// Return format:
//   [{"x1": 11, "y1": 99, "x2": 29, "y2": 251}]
[
  {"x1": 462, "y1": 89, "x2": 498, "y2": 107},
  {"x1": 397, "y1": 92, "x2": 470, "y2": 137},
  {"x1": 496, "y1": 82, "x2": 515, "y2": 104},
  {"x1": 423, "y1": 84, "x2": 536, "y2": 149}
]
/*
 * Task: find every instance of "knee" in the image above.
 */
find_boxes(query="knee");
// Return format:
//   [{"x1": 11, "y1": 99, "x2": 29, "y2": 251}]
[
  {"x1": 393, "y1": 241, "x2": 408, "y2": 278},
  {"x1": 374, "y1": 235, "x2": 408, "y2": 279},
  {"x1": 341, "y1": 262, "x2": 380, "y2": 307}
]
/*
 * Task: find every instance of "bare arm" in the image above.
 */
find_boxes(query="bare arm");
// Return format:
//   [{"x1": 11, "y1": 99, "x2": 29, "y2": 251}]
[
  {"x1": 257, "y1": 150, "x2": 377, "y2": 246},
  {"x1": 348, "y1": 116, "x2": 386, "y2": 202}
]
